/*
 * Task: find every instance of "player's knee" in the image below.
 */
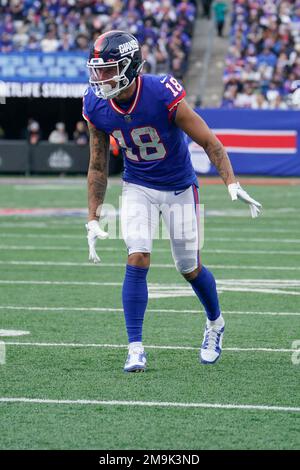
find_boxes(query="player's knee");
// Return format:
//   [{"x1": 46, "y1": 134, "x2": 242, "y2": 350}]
[
  {"x1": 182, "y1": 264, "x2": 202, "y2": 281},
  {"x1": 128, "y1": 252, "x2": 150, "y2": 268}
]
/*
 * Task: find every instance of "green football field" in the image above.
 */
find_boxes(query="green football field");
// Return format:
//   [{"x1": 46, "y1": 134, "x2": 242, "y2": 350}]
[{"x1": 0, "y1": 177, "x2": 299, "y2": 450}]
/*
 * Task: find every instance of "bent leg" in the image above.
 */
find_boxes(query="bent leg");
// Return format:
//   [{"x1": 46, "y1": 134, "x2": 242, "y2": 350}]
[
  {"x1": 183, "y1": 265, "x2": 221, "y2": 321},
  {"x1": 161, "y1": 184, "x2": 221, "y2": 321}
]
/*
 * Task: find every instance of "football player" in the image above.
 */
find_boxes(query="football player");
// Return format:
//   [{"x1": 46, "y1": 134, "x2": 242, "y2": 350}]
[{"x1": 83, "y1": 31, "x2": 262, "y2": 372}]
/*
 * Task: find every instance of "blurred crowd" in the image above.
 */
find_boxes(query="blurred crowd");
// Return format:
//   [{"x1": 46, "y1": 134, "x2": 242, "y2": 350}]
[
  {"x1": 23, "y1": 118, "x2": 123, "y2": 173},
  {"x1": 25, "y1": 119, "x2": 89, "y2": 145},
  {"x1": 221, "y1": 0, "x2": 300, "y2": 109},
  {"x1": 0, "y1": 0, "x2": 197, "y2": 79}
]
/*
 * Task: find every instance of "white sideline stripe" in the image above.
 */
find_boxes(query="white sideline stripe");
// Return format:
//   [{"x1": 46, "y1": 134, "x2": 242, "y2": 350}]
[
  {"x1": 1, "y1": 233, "x2": 300, "y2": 244},
  {"x1": 0, "y1": 279, "x2": 300, "y2": 293},
  {"x1": 0, "y1": 279, "x2": 300, "y2": 299},
  {"x1": 210, "y1": 265, "x2": 300, "y2": 271},
  {"x1": 0, "y1": 397, "x2": 299, "y2": 413},
  {"x1": 209, "y1": 237, "x2": 300, "y2": 244},
  {"x1": 4, "y1": 341, "x2": 299, "y2": 354},
  {"x1": 0, "y1": 330, "x2": 30, "y2": 337},
  {"x1": 0, "y1": 280, "x2": 123, "y2": 286},
  {"x1": 1, "y1": 245, "x2": 300, "y2": 255},
  {"x1": 14, "y1": 186, "x2": 86, "y2": 190},
  {"x1": 1, "y1": 279, "x2": 300, "y2": 287},
  {"x1": 218, "y1": 287, "x2": 300, "y2": 296},
  {"x1": 224, "y1": 147, "x2": 296, "y2": 154},
  {"x1": 1, "y1": 305, "x2": 299, "y2": 316},
  {"x1": 210, "y1": 228, "x2": 300, "y2": 234},
  {"x1": 1, "y1": 226, "x2": 300, "y2": 235},
  {"x1": 1, "y1": 261, "x2": 300, "y2": 271},
  {"x1": 213, "y1": 129, "x2": 297, "y2": 136}
]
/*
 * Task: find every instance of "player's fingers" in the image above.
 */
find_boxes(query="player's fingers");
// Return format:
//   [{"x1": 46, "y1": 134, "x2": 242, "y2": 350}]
[
  {"x1": 89, "y1": 246, "x2": 100, "y2": 263},
  {"x1": 96, "y1": 229, "x2": 109, "y2": 240},
  {"x1": 250, "y1": 204, "x2": 260, "y2": 218}
]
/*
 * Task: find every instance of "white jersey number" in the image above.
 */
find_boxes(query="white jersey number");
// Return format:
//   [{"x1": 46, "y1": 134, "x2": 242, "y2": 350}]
[
  {"x1": 112, "y1": 127, "x2": 166, "y2": 162},
  {"x1": 165, "y1": 76, "x2": 183, "y2": 98}
]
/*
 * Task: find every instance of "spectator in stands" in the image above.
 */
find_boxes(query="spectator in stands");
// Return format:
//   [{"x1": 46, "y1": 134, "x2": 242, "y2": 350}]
[
  {"x1": 27, "y1": 120, "x2": 41, "y2": 145},
  {"x1": 73, "y1": 121, "x2": 89, "y2": 145},
  {"x1": 0, "y1": 0, "x2": 196, "y2": 82},
  {"x1": 201, "y1": 0, "x2": 213, "y2": 19},
  {"x1": 40, "y1": 29, "x2": 60, "y2": 53},
  {"x1": 142, "y1": 44, "x2": 157, "y2": 74},
  {"x1": 213, "y1": 0, "x2": 228, "y2": 37},
  {"x1": 222, "y1": 0, "x2": 300, "y2": 109},
  {"x1": 49, "y1": 122, "x2": 68, "y2": 144},
  {"x1": 252, "y1": 93, "x2": 269, "y2": 110}
]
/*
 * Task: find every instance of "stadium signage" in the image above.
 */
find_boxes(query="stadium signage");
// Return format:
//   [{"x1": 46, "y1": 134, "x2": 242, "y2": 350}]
[
  {"x1": 0, "y1": 52, "x2": 89, "y2": 97},
  {"x1": 190, "y1": 108, "x2": 300, "y2": 176},
  {"x1": 48, "y1": 150, "x2": 73, "y2": 169},
  {"x1": 2, "y1": 82, "x2": 87, "y2": 98}
]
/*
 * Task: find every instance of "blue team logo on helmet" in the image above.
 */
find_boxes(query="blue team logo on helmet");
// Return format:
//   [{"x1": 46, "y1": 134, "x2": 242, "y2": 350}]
[{"x1": 87, "y1": 30, "x2": 144, "y2": 100}]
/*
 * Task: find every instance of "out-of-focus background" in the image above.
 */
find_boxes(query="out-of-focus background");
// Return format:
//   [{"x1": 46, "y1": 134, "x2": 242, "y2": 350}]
[{"x1": 0, "y1": 0, "x2": 299, "y2": 176}]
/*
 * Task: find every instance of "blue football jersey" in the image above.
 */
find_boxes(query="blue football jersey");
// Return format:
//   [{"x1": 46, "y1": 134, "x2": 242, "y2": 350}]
[{"x1": 83, "y1": 74, "x2": 198, "y2": 191}]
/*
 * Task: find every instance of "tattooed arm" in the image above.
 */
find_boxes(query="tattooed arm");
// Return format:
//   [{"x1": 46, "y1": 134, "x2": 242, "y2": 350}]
[
  {"x1": 175, "y1": 99, "x2": 236, "y2": 186},
  {"x1": 87, "y1": 122, "x2": 110, "y2": 221}
]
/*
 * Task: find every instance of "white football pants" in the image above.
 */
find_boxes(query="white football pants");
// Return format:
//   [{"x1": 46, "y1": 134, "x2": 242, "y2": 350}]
[{"x1": 121, "y1": 182, "x2": 200, "y2": 274}]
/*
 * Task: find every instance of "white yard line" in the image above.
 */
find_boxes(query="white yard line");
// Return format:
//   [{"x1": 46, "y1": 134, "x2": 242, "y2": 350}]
[
  {"x1": 0, "y1": 279, "x2": 300, "y2": 299},
  {"x1": 4, "y1": 341, "x2": 298, "y2": 354},
  {"x1": 1, "y1": 279, "x2": 300, "y2": 286},
  {"x1": 1, "y1": 279, "x2": 299, "y2": 296},
  {"x1": 0, "y1": 397, "x2": 298, "y2": 413},
  {"x1": 0, "y1": 261, "x2": 300, "y2": 271},
  {"x1": 1, "y1": 245, "x2": 300, "y2": 255},
  {"x1": 0, "y1": 233, "x2": 299, "y2": 243},
  {"x1": 0, "y1": 305, "x2": 299, "y2": 316},
  {"x1": 1, "y1": 224, "x2": 300, "y2": 234}
]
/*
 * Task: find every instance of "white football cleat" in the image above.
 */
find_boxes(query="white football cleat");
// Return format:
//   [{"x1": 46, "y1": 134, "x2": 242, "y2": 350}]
[
  {"x1": 200, "y1": 315, "x2": 225, "y2": 364},
  {"x1": 124, "y1": 345, "x2": 147, "y2": 373}
]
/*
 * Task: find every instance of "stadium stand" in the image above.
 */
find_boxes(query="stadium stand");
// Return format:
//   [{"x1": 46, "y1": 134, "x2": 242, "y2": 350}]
[
  {"x1": 221, "y1": 0, "x2": 300, "y2": 109},
  {"x1": 0, "y1": 0, "x2": 197, "y2": 80}
]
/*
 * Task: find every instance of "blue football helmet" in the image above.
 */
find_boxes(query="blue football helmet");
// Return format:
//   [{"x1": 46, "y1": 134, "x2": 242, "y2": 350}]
[{"x1": 87, "y1": 30, "x2": 144, "y2": 99}]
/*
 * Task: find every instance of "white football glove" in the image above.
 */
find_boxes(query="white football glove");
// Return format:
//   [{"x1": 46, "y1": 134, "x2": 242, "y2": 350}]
[
  {"x1": 85, "y1": 220, "x2": 108, "y2": 264},
  {"x1": 228, "y1": 182, "x2": 262, "y2": 218}
]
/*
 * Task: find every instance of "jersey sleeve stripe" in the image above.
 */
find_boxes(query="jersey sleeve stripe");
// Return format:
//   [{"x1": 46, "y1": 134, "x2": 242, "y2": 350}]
[{"x1": 167, "y1": 90, "x2": 186, "y2": 111}]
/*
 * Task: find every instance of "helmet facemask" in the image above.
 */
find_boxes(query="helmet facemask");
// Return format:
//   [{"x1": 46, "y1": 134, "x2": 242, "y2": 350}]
[{"x1": 87, "y1": 56, "x2": 132, "y2": 99}]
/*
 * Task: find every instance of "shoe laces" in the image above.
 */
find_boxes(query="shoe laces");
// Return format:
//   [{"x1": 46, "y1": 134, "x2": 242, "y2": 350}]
[
  {"x1": 128, "y1": 347, "x2": 144, "y2": 361},
  {"x1": 203, "y1": 327, "x2": 221, "y2": 350}
]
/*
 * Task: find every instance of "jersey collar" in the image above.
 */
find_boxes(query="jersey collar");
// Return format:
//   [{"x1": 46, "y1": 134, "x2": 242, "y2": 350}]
[{"x1": 109, "y1": 76, "x2": 142, "y2": 115}]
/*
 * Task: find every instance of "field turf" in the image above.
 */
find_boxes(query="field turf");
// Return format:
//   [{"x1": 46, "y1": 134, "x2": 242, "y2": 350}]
[{"x1": 0, "y1": 177, "x2": 299, "y2": 450}]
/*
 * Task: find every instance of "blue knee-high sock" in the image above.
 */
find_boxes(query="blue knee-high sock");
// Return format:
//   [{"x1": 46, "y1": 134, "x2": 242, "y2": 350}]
[
  {"x1": 188, "y1": 266, "x2": 220, "y2": 321},
  {"x1": 122, "y1": 264, "x2": 149, "y2": 343}
]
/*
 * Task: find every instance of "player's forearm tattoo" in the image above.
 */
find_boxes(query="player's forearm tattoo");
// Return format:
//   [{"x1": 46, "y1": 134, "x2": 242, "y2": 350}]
[
  {"x1": 204, "y1": 140, "x2": 235, "y2": 185},
  {"x1": 87, "y1": 124, "x2": 110, "y2": 220}
]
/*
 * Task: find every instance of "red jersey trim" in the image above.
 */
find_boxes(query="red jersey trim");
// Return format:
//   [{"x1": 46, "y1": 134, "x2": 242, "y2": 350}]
[
  {"x1": 109, "y1": 76, "x2": 142, "y2": 115},
  {"x1": 167, "y1": 90, "x2": 186, "y2": 111}
]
